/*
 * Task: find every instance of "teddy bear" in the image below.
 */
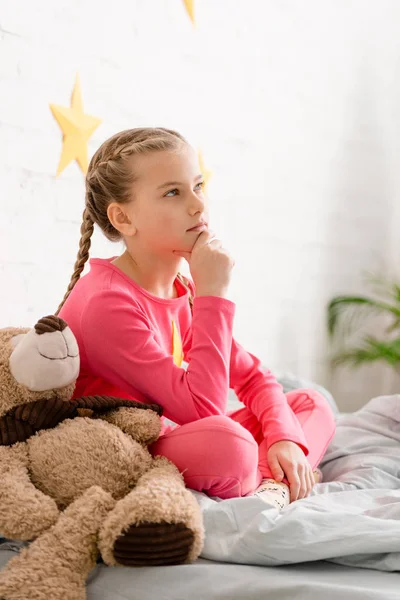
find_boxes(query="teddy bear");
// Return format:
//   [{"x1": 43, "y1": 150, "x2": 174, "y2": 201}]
[{"x1": 0, "y1": 315, "x2": 204, "y2": 600}]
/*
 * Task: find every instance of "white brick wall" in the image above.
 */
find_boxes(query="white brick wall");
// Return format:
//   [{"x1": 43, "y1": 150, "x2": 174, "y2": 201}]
[{"x1": 1, "y1": 0, "x2": 400, "y2": 411}]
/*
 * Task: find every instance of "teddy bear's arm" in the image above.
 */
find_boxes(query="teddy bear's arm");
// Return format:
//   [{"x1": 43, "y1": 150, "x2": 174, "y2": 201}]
[
  {"x1": 98, "y1": 407, "x2": 162, "y2": 445},
  {"x1": 0, "y1": 444, "x2": 59, "y2": 540}
]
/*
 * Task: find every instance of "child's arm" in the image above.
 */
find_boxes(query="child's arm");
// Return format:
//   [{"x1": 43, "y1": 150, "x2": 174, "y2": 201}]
[
  {"x1": 80, "y1": 290, "x2": 235, "y2": 426},
  {"x1": 229, "y1": 339, "x2": 309, "y2": 455}
]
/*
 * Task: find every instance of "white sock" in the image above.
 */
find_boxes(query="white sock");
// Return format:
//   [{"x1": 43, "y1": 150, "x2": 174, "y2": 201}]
[{"x1": 251, "y1": 479, "x2": 290, "y2": 510}]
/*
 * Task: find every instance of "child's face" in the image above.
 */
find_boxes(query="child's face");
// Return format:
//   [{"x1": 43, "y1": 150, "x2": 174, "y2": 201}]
[{"x1": 125, "y1": 145, "x2": 209, "y2": 254}]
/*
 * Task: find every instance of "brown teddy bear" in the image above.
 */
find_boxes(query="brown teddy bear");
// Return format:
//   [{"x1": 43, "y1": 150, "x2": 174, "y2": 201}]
[{"x1": 0, "y1": 315, "x2": 204, "y2": 600}]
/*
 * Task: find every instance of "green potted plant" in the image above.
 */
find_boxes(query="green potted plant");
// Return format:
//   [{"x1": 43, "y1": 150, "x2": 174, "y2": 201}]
[{"x1": 327, "y1": 277, "x2": 400, "y2": 368}]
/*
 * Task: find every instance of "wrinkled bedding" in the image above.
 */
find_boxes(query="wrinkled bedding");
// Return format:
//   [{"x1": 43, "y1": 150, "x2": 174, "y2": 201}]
[{"x1": 196, "y1": 394, "x2": 400, "y2": 571}]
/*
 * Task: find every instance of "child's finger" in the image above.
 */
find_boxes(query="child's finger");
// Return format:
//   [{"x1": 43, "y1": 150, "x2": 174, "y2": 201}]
[
  {"x1": 307, "y1": 469, "x2": 315, "y2": 495},
  {"x1": 288, "y1": 469, "x2": 301, "y2": 501},
  {"x1": 269, "y1": 455, "x2": 284, "y2": 481}
]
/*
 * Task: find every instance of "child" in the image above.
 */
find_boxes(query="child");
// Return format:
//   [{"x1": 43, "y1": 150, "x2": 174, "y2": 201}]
[{"x1": 57, "y1": 127, "x2": 336, "y2": 509}]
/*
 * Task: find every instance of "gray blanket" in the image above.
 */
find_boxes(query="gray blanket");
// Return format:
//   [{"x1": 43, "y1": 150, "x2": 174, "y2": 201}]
[{"x1": 196, "y1": 394, "x2": 400, "y2": 571}]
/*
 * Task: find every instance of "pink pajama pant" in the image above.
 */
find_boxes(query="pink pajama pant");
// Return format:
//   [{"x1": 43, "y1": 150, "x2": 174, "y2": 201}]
[{"x1": 150, "y1": 390, "x2": 336, "y2": 499}]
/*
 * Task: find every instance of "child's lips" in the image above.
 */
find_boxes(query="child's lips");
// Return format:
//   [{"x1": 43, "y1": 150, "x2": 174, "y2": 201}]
[{"x1": 187, "y1": 222, "x2": 208, "y2": 232}]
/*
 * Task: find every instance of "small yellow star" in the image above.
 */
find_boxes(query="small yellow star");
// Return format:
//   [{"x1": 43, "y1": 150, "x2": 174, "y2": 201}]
[
  {"x1": 49, "y1": 74, "x2": 102, "y2": 176},
  {"x1": 183, "y1": 0, "x2": 195, "y2": 25},
  {"x1": 198, "y1": 150, "x2": 212, "y2": 190}
]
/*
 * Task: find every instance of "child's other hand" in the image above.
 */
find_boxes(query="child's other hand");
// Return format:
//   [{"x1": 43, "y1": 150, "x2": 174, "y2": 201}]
[
  {"x1": 267, "y1": 440, "x2": 314, "y2": 501},
  {"x1": 173, "y1": 230, "x2": 235, "y2": 299}
]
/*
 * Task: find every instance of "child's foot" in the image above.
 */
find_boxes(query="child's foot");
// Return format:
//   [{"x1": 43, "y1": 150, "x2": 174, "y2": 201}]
[
  {"x1": 313, "y1": 468, "x2": 323, "y2": 484},
  {"x1": 250, "y1": 479, "x2": 290, "y2": 510},
  {"x1": 251, "y1": 471, "x2": 322, "y2": 509}
]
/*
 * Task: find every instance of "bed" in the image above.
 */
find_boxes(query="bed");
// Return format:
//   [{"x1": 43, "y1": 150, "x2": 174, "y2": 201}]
[
  {"x1": 1, "y1": 375, "x2": 400, "y2": 599},
  {"x1": 0, "y1": 551, "x2": 399, "y2": 600}
]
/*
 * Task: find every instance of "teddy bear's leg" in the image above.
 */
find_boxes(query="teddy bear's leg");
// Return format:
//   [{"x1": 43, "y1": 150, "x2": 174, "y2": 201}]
[
  {"x1": 0, "y1": 444, "x2": 59, "y2": 540},
  {"x1": 99, "y1": 456, "x2": 204, "y2": 567},
  {"x1": 0, "y1": 486, "x2": 115, "y2": 600}
]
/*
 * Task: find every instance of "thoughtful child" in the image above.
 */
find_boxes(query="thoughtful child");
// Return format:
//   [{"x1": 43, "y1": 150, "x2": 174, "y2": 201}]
[{"x1": 57, "y1": 128, "x2": 336, "y2": 509}]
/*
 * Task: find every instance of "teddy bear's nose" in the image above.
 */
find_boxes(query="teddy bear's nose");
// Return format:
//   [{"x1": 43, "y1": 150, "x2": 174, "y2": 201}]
[{"x1": 34, "y1": 315, "x2": 68, "y2": 335}]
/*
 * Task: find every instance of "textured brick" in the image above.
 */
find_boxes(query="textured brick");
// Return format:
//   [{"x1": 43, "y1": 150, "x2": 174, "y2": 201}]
[{"x1": 1, "y1": 0, "x2": 400, "y2": 411}]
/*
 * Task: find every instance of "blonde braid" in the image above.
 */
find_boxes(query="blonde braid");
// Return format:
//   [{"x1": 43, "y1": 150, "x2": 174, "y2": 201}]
[{"x1": 55, "y1": 209, "x2": 94, "y2": 314}]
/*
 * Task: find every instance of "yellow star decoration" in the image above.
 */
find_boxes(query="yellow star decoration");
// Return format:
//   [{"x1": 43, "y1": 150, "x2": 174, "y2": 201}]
[
  {"x1": 49, "y1": 74, "x2": 102, "y2": 176},
  {"x1": 172, "y1": 321, "x2": 184, "y2": 368},
  {"x1": 198, "y1": 151, "x2": 212, "y2": 191},
  {"x1": 183, "y1": 0, "x2": 195, "y2": 24}
]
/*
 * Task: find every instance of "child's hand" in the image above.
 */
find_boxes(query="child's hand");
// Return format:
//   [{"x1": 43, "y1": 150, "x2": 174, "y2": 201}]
[
  {"x1": 173, "y1": 230, "x2": 235, "y2": 299},
  {"x1": 267, "y1": 440, "x2": 314, "y2": 501}
]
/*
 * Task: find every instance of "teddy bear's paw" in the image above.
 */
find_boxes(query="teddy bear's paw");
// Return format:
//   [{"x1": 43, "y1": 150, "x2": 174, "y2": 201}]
[
  {"x1": 112, "y1": 521, "x2": 195, "y2": 566},
  {"x1": 98, "y1": 460, "x2": 204, "y2": 566}
]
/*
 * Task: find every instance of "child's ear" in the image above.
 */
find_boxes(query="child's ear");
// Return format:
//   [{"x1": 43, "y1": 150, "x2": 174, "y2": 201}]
[{"x1": 107, "y1": 203, "x2": 136, "y2": 236}]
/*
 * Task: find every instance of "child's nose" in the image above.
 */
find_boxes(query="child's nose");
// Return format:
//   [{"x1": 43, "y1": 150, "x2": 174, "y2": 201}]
[{"x1": 188, "y1": 191, "x2": 206, "y2": 215}]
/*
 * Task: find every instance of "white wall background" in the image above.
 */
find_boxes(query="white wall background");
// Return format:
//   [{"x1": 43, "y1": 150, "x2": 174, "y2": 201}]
[{"x1": 1, "y1": 0, "x2": 400, "y2": 411}]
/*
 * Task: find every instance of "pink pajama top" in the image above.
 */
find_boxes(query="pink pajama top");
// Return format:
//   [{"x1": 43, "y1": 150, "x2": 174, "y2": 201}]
[{"x1": 59, "y1": 258, "x2": 308, "y2": 454}]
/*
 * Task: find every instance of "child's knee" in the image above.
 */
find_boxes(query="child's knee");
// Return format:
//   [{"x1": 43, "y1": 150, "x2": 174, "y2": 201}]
[
  {"x1": 305, "y1": 390, "x2": 336, "y2": 426},
  {"x1": 152, "y1": 415, "x2": 260, "y2": 498},
  {"x1": 287, "y1": 388, "x2": 336, "y2": 434},
  {"x1": 204, "y1": 416, "x2": 259, "y2": 481}
]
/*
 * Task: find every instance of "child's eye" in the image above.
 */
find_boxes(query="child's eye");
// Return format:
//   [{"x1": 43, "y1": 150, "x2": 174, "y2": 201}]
[
  {"x1": 165, "y1": 188, "x2": 179, "y2": 197},
  {"x1": 164, "y1": 182, "x2": 204, "y2": 198}
]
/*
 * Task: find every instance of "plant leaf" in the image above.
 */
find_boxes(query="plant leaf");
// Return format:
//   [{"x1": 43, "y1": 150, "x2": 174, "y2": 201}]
[
  {"x1": 363, "y1": 273, "x2": 400, "y2": 305},
  {"x1": 332, "y1": 336, "x2": 400, "y2": 368},
  {"x1": 327, "y1": 296, "x2": 400, "y2": 338}
]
